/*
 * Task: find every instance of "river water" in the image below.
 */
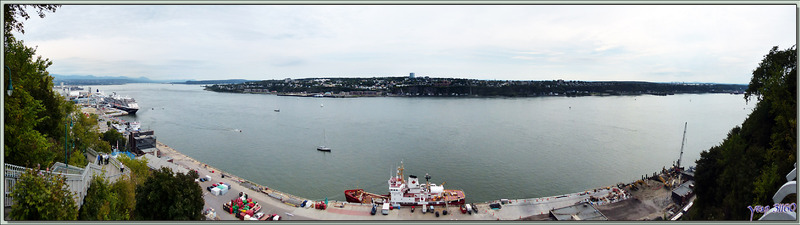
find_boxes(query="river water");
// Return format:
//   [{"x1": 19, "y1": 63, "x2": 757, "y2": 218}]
[{"x1": 92, "y1": 83, "x2": 754, "y2": 203}]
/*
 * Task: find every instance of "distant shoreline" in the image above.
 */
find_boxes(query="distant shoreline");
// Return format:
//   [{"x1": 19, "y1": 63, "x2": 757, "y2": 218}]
[
  {"x1": 206, "y1": 89, "x2": 744, "y2": 99},
  {"x1": 202, "y1": 77, "x2": 747, "y2": 98}
]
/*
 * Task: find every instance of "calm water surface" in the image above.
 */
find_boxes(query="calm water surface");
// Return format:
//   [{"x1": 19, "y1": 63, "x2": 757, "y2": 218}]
[{"x1": 94, "y1": 83, "x2": 754, "y2": 202}]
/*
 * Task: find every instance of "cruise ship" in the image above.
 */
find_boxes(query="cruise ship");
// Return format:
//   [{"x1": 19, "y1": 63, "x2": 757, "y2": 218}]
[{"x1": 105, "y1": 92, "x2": 139, "y2": 114}]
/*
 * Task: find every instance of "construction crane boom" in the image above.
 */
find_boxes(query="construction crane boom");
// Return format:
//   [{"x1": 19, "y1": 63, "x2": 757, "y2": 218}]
[{"x1": 678, "y1": 122, "x2": 687, "y2": 169}]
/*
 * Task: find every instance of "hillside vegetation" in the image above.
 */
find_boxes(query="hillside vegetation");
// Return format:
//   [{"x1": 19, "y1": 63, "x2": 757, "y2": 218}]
[{"x1": 687, "y1": 45, "x2": 796, "y2": 220}]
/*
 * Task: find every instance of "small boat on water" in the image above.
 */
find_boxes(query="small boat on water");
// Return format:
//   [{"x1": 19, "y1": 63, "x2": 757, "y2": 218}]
[
  {"x1": 274, "y1": 109, "x2": 280, "y2": 112},
  {"x1": 316, "y1": 146, "x2": 331, "y2": 152},
  {"x1": 317, "y1": 129, "x2": 331, "y2": 152}
]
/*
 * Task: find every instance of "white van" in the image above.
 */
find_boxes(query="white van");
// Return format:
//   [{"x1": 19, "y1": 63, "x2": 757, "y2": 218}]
[{"x1": 381, "y1": 203, "x2": 390, "y2": 215}]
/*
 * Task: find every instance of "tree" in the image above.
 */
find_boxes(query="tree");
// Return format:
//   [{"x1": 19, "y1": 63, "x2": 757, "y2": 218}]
[
  {"x1": 9, "y1": 167, "x2": 78, "y2": 220},
  {"x1": 688, "y1": 46, "x2": 797, "y2": 220},
  {"x1": 135, "y1": 168, "x2": 203, "y2": 220},
  {"x1": 79, "y1": 175, "x2": 132, "y2": 220},
  {"x1": 110, "y1": 176, "x2": 137, "y2": 220},
  {"x1": 4, "y1": 4, "x2": 69, "y2": 168},
  {"x1": 70, "y1": 112, "x2": 111, "y2": 154},
  {"x1": 102, "y1": 129, "x2": 127, "y2": 150},
  {"x1": 745, "y1": 45, "x2": 797, "y2": 207},
  {"x1": 117, "y1": 155, "x2": 150, "y2": 186}
]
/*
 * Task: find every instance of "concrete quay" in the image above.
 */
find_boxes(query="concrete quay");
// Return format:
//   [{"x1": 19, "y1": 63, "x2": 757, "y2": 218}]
[{"x1": 157, "y1": 141, "x2": 635, "y2": 220}]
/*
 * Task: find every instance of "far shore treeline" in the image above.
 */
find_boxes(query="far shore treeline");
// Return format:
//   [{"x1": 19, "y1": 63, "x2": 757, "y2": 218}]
[{"x1": 205, "y1": 78, "x2": 748, "y2": 97}]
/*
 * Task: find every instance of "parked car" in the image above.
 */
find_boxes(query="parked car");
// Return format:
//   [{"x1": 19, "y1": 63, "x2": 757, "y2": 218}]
[{"x1": 251, "y1": 212, "x2": 265, "y2": 220}]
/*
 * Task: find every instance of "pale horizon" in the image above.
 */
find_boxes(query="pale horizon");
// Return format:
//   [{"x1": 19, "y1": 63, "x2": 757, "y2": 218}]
[{"x1": 16, "y1": 4, "x2": 797, "y2": 84}]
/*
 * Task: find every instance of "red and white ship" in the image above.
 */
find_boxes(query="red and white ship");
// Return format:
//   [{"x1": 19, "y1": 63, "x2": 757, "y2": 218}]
[{"x1": 344, "y1": 162, "x2": 465, "y2": 206}]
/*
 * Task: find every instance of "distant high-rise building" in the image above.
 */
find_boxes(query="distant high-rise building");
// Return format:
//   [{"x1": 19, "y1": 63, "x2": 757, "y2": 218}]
[{"x1": 410, "y1": 73, "x2": 415, "y2": 79}]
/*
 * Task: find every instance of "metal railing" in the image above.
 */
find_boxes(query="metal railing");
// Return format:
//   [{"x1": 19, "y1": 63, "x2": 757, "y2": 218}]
[
  {"x1": 4, "y1": 161, "x2": 112, "y2": 208},
  {"x1": 760, "y1": 163, "x2": 797, "y2": 221}
]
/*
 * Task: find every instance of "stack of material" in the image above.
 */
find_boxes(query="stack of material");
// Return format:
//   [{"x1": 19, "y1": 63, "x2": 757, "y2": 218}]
[{"x1": 211, "y1": 183, "x2": 230, "y2": 196}]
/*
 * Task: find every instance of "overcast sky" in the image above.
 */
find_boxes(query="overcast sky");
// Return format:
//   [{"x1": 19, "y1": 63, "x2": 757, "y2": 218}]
[{"x1": 15, "y1": 4, "x2": 797, "y2": 83}]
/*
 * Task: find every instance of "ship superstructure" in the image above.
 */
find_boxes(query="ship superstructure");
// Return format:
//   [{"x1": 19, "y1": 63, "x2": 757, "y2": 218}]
[{"x1": 345, "y1": 162, "x2": 465, "y2": 206}]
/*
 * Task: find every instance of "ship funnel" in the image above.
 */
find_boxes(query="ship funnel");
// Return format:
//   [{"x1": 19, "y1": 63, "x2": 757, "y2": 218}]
[{"x1": 408, "y1": 175, "x2": 419, "y2": 189}]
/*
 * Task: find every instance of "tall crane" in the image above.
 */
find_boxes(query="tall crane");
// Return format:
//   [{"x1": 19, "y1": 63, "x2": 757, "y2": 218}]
[{"x1": 678, "y1": 122, "x2": 687, "y2": 170}]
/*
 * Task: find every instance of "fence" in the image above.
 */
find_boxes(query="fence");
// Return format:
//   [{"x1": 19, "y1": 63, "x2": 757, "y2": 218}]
[{"x1": 4, "y1": 158, "x2": 125, "y2": 208}]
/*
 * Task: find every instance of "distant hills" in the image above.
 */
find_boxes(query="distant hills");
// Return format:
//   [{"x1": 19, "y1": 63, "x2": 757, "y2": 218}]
[
  {"x1": 51, "y1": 74, "x2": 184, "y2": 85},
  {"x1": 50, "y1": 74, "x2": 259, "y2": 85}
]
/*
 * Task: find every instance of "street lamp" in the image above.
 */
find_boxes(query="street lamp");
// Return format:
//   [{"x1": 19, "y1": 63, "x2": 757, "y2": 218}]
[{"x1": 5, "y1": 66, "x2": 12, "y2": 96}]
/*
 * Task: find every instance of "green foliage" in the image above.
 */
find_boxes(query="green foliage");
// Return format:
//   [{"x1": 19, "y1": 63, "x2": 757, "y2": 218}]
[
  {"x1": 9, "y1": 167, "x2": 77, "y2": 220},
  {"x1": 4, "y1": 37, "x2": 57, "y2": 167},
  {"x1": 79, "y1": 175, "x2": 132, "y2": 220},
  {"x1": 102, "y1": 129, "x2": 127, "y2": 150},
  {"x1": 111, "y1": 176, "x2": 137, "y2": 219},
  {"x1": 117, "y1": 155, "x2": 150, "y2": 186},
  {"x1": 134, "y1": 168, "x2": 203, "y2": 220},
  {"x1": 4, "y1": 4, "x2": 71, "y2": 168},
  {"x1": 71, "y1": 112, "x2": 111, "y2": 154},
  {"x1": 688, "y1": 46, "x2": 797, "y2": 220}
]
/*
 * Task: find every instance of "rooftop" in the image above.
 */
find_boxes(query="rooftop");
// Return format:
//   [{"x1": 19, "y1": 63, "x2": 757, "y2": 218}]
[
  {"x1": 140, "y1": 153, "x2": 189, "y2": 174},
  {"x1": 672, "y1": 180, "x2": 695, "y2": 197},
  {"x1": 550, "y1": 202, "x2": 608, "y2": 221}
]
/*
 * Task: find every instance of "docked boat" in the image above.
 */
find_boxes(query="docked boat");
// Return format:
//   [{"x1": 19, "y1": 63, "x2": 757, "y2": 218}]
[
  {"x1": 344, "y1": 162, "x2": 465, "y2": 206},
  {"x1": 105, "y1": 92, "x2": 139, "y2": 114},
  {"x1": 128, "y1": 121, "x2": 141, "y2": 131}
]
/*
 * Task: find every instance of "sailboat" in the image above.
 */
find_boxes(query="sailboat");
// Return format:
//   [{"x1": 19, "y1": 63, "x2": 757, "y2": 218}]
[{"x1": 317, "y1": 129, "x2": 331, "y2": 152}]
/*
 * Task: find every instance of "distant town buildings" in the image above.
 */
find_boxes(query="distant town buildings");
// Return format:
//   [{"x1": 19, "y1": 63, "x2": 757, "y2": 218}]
[{"x1": 205, "y1": 76, "x2": 749, "y2": 98}]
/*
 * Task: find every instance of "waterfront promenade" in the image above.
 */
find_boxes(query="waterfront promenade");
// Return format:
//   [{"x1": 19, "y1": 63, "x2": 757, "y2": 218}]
[{"x1": 157, "y1": 141, "x2": 661, "y2": 220}]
